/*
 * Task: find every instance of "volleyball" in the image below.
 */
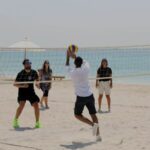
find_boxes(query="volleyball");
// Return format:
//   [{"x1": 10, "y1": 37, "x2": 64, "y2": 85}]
[{"x1": 68, "y1": 44, "x2": 78, "y2": 53}]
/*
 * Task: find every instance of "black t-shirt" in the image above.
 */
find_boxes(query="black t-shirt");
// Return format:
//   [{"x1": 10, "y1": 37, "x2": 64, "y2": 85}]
[
  {"x1": 97, "y1": 67, "x2": 112, "y2": 81},
  {"x1": 15, "y1": 69, "x2": 39, "y2": 95}
]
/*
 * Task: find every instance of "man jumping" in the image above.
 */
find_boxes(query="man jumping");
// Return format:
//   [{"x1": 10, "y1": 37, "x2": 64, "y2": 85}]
[{"x1": 66, "y1": 47, "x2": 101, "y2": 141}]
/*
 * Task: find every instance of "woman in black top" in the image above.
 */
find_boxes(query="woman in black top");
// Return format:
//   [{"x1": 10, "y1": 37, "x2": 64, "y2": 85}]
[
  {"x1": 39, "y1": 60, "x2": 52, "y2": 109},
  {"x1": 96, "y1": 59, "x2": 113, "y2": 113}
]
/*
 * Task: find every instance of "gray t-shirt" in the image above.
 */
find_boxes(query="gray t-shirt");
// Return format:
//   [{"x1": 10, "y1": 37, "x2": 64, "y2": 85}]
[{"x1": 39, "y1": 69, "x2": 52, "y2": 90}]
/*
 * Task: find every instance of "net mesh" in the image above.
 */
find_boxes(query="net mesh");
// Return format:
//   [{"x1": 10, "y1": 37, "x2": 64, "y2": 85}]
[{"x1": 0, "y1": 46, "x2": 150, "y2": 84}]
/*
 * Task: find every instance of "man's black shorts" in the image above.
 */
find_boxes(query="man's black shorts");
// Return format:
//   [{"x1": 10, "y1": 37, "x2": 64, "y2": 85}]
[
  {"x1": 18, "y1": 93, "x2": 40, "y2": 105},
  {"x1": 74, "y1": 94, "x2": 97, "y2": 115}
]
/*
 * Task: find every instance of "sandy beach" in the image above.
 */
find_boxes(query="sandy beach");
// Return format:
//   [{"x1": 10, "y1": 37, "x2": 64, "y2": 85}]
[{"x1": 0, "y1": 81, "x2": 150, "y2": 150}]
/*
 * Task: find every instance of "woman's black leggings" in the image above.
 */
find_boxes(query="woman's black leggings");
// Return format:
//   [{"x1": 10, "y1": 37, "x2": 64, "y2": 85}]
[{"x1": 42, "y1": 90, "x2": 49, "y2": 97}]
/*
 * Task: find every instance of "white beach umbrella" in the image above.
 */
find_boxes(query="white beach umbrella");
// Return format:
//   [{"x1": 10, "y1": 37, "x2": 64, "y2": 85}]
[{"x1": 10, "y1": 37, "x2": 44, "y2": 59}]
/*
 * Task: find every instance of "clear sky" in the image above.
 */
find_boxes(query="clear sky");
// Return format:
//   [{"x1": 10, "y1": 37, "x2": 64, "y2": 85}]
[{"x1": 0, "y1": 0, "x2": 150, "y2": 47}]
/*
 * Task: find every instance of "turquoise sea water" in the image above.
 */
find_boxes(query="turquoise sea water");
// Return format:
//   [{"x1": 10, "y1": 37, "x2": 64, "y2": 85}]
[{"x1": 0, "y1": 47, "x2": 150, "y2": 85}]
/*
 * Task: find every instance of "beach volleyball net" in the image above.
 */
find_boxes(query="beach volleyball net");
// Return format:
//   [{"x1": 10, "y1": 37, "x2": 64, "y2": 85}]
[{"x1": 0, "y1": 46, "x2": 150, "y2": 84}]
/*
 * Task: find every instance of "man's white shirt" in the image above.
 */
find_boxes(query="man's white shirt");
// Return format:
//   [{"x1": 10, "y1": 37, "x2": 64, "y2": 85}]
[{"x1": 66, "y1": 60, "x2": 92, "y2": 97}]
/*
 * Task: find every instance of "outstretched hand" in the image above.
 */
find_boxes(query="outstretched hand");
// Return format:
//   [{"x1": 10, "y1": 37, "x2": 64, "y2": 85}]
[
  {"x1": 67, "y1": 49, "x2": 76, "y2": 59},
  {"x1": 66, "y1": 49, "x2": 77, "y2": 66}
]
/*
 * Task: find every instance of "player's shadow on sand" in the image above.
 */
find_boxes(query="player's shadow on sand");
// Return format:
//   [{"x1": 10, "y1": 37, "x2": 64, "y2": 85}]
[
  {"x1": 60, "y1": 141, "x2": 96, "y2": 150},
  {"x1": 10, "y1": 127, "x2": 35, "y2": 132}
]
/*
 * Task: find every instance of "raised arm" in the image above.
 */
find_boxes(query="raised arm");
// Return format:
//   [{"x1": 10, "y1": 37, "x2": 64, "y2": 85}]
[
  {"x1": 65, "y1": 49, "x2": 76, "y2": 77},
  {"x1": 66, "y1": 48, "x2": 77, "y2": 66},
  {"x1": 66, "y1": 53, "x2": 70, "y2": 66}
]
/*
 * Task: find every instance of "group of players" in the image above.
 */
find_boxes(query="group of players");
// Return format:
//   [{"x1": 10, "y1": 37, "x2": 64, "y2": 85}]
[{"x1": 13, "y1": 45, "x2": 112, "y2": 142}]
